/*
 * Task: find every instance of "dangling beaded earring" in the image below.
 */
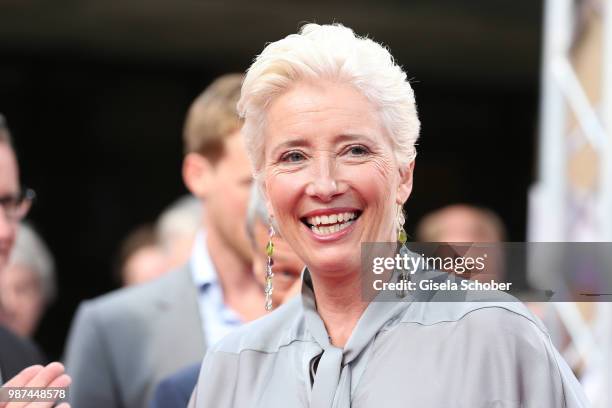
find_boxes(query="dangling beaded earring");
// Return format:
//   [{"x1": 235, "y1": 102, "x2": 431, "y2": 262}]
[
  {"x1": 265, "y1": 219, "x2": 275, "y2": 311},
  {"x1": 397, "y1": 207, "x2": 408, "y2": 246},
  {"x1": 397, "y1": 205, "x2": 409, "y2": 298}
]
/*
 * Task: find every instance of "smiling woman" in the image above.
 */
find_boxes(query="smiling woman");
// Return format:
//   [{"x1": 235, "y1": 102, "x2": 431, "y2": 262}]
[{"x1": 188, "y1": 24, "x2": 589, "y2": 408}]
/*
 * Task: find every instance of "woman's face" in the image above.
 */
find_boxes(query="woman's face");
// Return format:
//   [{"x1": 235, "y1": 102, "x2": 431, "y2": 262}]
[{"x1": 262, "y1": 80, "x2": 414, "y2": 278}]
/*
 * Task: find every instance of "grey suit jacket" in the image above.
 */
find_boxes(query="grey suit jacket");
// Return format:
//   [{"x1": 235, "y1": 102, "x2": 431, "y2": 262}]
[{"x1": 64, "y1": 265, "x2": 206, "y2": 408}]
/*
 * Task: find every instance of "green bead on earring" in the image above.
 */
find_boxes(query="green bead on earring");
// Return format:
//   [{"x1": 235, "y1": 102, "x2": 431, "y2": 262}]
[
  {"x1": 265, "y1": 222, "x2": 275, "y2": 311},
  {"x1": 398, "y1": 228, "x2": 407, "y2": 245},
  {"x1": 397, "y1": 205, "x2": 409, "y2": 298},
  {"x1": 397, "y1": 205, "x2": 408, "y2": 244}
]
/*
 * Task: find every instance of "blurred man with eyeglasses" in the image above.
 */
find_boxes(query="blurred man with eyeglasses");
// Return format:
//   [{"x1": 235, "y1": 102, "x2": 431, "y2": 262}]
[
  {"x1": 0, "y1": 115, "x2": 35, "y2": 304},
  {"x1": 0, "y1": 126, "x2": 29, "y2": 268},
  {"x1": 0, "y1": 114, "x2": 72, "y2": 408}
]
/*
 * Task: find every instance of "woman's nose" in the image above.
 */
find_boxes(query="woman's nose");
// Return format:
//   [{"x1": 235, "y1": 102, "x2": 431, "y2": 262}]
[{"x1": 305, "y1": 157, "x2": 343, "y2": 202}]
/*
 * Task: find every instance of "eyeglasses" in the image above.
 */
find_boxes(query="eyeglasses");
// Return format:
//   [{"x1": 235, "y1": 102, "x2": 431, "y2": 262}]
[{"x1": 0, "y1": 188, "x2": 36, "y2": 222}]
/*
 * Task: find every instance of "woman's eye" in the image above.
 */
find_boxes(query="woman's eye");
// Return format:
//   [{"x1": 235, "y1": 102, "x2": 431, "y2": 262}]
[
  {"x1": 281, "y1": 151, "x2": 306, "y2": 163},
  {"x1": 347, "y1": 145, "x2": 369, "y2": 156}
]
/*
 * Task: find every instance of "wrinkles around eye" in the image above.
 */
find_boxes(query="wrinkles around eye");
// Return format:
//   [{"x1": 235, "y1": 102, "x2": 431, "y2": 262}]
[
  {"x1": 280, "y1": 150, "x2": 307, "y2": 163},
  {"x1": 342, "y1": 144, "x2": 371, "y2": 158},
  {"x1": 271, "y1": 144, "x2": 382, "y2": 173}
]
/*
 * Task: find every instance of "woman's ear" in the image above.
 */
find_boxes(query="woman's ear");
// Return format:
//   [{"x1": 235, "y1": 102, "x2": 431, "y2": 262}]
[
  {"x1": 396, "y1": 161, "x2": 415, "y2": 205},
  {"x1": 182, "y1": 152, "x2": 214, "y2": 198}
]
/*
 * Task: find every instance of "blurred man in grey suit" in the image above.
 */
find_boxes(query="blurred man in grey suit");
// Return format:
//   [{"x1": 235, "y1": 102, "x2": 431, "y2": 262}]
[{"x1": 64, "y1": 74, "x2": 267, "y2": 408}]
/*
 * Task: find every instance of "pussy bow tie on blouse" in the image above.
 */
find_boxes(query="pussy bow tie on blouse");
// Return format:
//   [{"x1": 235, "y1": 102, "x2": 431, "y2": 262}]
[{"x1": 302, "y1": 272, "x2": 407, "y2": 408}]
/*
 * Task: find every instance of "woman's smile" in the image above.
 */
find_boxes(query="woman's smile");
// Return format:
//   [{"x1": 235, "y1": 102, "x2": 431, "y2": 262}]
[{"x1": 300, "y1": 207, "x2": 362, "y2": 241}]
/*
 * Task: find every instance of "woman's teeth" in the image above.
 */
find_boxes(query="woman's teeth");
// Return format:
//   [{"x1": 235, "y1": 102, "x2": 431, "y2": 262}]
[
  {"x1": 307, "y1": 212, "x2": 356, "y2": 226},
  {"x1": 311, "y1": 221, "x2": 354, "y2": 235},
  {"x1": 306, "y1": 212, "x2": 357, "y2": 235}
]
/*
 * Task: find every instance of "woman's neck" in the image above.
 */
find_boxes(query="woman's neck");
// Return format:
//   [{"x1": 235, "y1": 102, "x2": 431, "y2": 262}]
[{"x1": 309, "y1": 269, "x2": 368, "y2": 348}]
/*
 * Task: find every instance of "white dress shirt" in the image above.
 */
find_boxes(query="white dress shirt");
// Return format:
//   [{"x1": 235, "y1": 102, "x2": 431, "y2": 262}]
[{"x1": 189, "y1": 231, "x2": 242, "y2": 347}]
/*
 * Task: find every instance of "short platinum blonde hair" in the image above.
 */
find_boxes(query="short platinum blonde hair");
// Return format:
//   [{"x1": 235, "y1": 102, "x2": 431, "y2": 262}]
[{"x1": 238, "y1": 23, "x2": 420, "y2": 178}]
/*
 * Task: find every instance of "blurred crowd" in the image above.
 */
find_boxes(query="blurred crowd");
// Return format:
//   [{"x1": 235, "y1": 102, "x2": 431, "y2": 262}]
[{"x1": 0, "y1": 73, "x2": 603, "y2": 407}]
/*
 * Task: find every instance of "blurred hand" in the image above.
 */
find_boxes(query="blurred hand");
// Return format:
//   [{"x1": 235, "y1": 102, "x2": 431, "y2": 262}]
[{"x1": 0, "y1": 362, "x2": 71, "y2": 408}]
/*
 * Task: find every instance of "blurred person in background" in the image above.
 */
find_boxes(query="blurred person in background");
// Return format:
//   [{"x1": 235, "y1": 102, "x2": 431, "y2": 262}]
[
  {"x1": 116, "y1": 196, "x2": 200, "y2": 287},
  {"x1": 64, "y1": 74, "x2": 267, "y2": 408},
  {"x1": 1, "y1": 114, "x2": 45, "y2": 371},
  {"x1": 156, "y1": 194, "x2": 201, "y2": 271},
  {"x1": 115, "y1": 224, "x2": 168, "y2": 287},
  {"x1": 0, "y1": 222, "x2": 56, "y2": 338},
  {"x1": 416, "y1": 203, "x2": 507, "y2": 281},
  {"x1": 0, "y1": 116, "x2": 26, "y2": 274},
  {"x1": 149, "y1": 185, "x2": 304, "y2": 408},
  {"x1": 0, "y1": 113, "x2": 70, "y2": 407},
  {"x1": 416, "y1": 203, "x2": 506, "y2": 243}
]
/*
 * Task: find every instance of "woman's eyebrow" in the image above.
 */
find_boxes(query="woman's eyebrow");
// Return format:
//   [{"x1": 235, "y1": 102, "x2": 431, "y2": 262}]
[
  {"x1": 335, "y1": 133, "x2": 377, "y2": 145},
  {"x1": 270, "y1": 134, "x2": 377, "y2": 157},
  {"x1": 270, "y1": 138, "x2": 309, "y2": 156}
]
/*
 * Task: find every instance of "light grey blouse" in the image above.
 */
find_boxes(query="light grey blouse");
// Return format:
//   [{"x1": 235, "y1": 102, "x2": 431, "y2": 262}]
[{"x1": 189, "y1": 270, "x2": 590, "y2": 407}]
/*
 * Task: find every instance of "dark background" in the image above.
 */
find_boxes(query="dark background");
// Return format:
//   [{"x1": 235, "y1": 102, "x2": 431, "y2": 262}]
[{"x1": 0, "y1": 0, "x2": 542, "y2": 359}]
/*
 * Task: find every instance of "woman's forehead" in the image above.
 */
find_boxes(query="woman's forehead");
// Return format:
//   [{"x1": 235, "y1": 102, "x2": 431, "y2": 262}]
[
  {"x1": 268, "y1": 80, "x2": 377, "y2": 116},
  {"x1": 264, "y1": 82, "x2": 384, "y2": 144}
]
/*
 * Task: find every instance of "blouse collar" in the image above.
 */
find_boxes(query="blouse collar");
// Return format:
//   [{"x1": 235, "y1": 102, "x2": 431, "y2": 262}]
[{"x1": 300, "y1": 267, "x2": 410, "y2": 363}]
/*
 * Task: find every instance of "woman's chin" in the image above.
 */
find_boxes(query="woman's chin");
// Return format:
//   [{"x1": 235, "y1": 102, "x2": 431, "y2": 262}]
[
  {"x1": 296, "y1": 220, "x2": 364, "y2": 275},
  {"x1": 305, "y1": 248, "x2": 362, "y2": 277}
]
